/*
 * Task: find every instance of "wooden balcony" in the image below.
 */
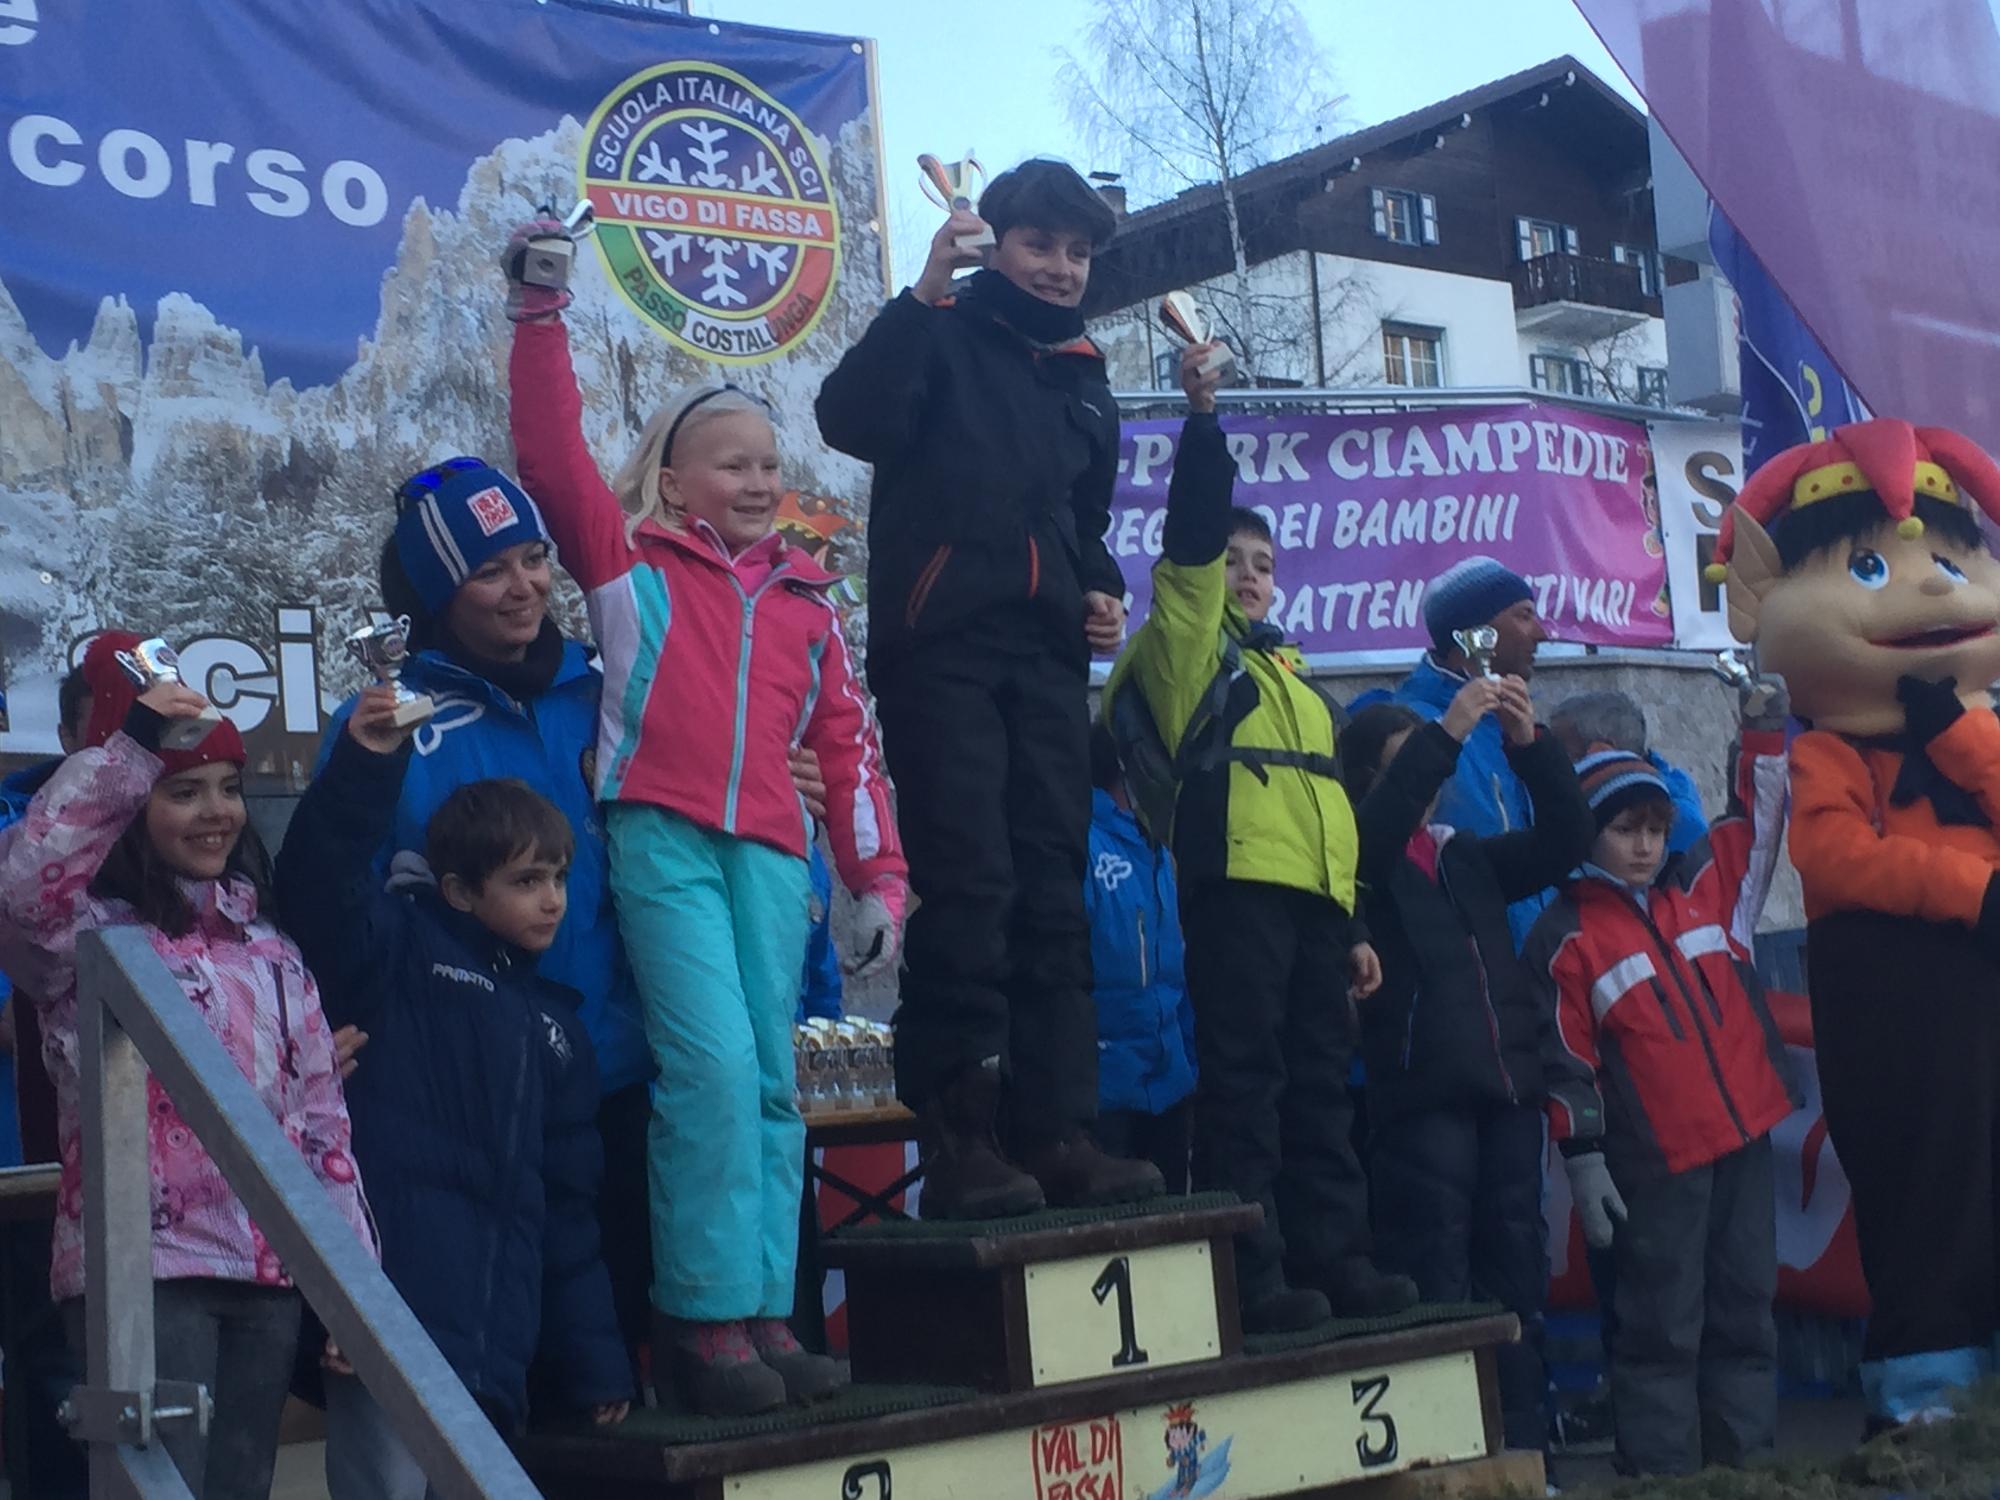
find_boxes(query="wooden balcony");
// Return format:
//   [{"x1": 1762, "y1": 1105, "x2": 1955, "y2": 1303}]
[{"x1": 1511, "y1": 252, "x2": 1657, "y2": 341}]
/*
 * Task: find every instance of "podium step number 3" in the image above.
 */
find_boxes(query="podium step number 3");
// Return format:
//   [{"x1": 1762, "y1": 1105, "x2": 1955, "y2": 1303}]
[
  {"x1": 729, "y1": 1349, "x2": 1489, "y2": 1500},
  {"x1": 1025, "y1": 1244, "x2": 1218, "y2": 1386}
]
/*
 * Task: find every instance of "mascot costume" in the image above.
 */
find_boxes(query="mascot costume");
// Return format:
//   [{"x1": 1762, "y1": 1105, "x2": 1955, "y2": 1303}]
[{"x1": 1710, "y1": 418, "x2": 2000, "y2": 1428}]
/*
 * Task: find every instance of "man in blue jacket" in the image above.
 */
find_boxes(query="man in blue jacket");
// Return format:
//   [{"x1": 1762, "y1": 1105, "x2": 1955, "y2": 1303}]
[
  {"x1": 1084, "y1": 724, "x2": 1195, "y2": 1193},
  {"x1": 1391, "y1": 558, "x2": 1550, "y2": 948},
  {"x1": 280, "y1": 686, "x2": 631, "y2": 1494}
]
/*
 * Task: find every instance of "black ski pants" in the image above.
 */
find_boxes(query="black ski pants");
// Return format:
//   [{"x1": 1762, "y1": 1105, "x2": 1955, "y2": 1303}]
[
  {"x1": 1370, "y1": 1102, "x2": 1550, "y2": 1452},
  {"x1": 873, "y1": 636, "x2": 1099, "y2": 1138},
  {"x1": 1181, "y1": 877, "x2": 1368, "y2": 1304}
]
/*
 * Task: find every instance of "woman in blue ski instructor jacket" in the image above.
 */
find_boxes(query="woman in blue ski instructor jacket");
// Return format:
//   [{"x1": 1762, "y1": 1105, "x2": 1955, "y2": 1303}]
[
  {"x1": 1084, "y1": 723, "x2": 1195, "y2": 1193},
  {"x1": 315, "y1": 461, "x2": 828, "y2": 1357}
]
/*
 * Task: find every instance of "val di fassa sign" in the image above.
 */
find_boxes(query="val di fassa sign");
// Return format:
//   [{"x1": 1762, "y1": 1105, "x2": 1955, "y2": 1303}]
[
  {"x1": 0, "y1": 0, "x2": 885, "y2": 775},
  {"x1": 1114, "y1": 405, "x2": 1675, "y2": 653}
]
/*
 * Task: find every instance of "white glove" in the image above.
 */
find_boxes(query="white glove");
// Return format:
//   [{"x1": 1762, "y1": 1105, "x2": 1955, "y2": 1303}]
[
  {"x1": 842, "y1": 883, "x2": 905, "y2": 981},
  {"x1": 1565, "y1": 1151, "x2": 1628, "y2": 1250}
]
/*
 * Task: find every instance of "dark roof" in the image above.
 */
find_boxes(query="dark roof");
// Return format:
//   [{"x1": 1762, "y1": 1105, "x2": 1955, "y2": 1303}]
[{"x1": 1111, "y1": 55, "x2": 1644, "y2": 235}]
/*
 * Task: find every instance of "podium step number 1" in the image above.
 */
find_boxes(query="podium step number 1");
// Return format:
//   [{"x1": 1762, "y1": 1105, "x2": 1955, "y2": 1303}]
[{"x1": 1024, "y1": 1244, "x2": 1218, "y2": 1386}]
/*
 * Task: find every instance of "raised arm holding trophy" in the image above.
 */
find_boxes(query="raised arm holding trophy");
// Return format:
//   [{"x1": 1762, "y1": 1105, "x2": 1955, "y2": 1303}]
[
  {"x1": 115, "y1": 638, "x2": 223, "y2": 750},
  {"x1": 345, "y1": 617, "x2": 435, "y2": 728},
  {"x1": 1158, "y1": 290, "x2": 1235, "y2": 379},
  {"x1": 917, "y1": 152, "x2": 995, "y2": 251}
]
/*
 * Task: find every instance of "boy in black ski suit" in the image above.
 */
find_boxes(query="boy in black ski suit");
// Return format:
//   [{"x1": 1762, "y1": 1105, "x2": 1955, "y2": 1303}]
[{"x1": 816, "y1": 159, "x2": 1162, "y2": 1217}]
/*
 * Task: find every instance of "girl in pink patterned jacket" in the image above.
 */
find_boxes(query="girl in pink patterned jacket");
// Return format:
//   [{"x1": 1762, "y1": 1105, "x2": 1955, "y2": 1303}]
[{"x1": 0, "y1": 632, "x2": 373, "y2": 1500}]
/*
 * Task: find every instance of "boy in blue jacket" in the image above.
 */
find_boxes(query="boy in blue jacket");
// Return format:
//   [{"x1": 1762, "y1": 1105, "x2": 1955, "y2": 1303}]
[
  {"x1": 279, "y1": 685, "x2": 630, "y2": 1497},
  {"x1": 1084, "y1": 723, "x2": 1195, "y2": 1193}
]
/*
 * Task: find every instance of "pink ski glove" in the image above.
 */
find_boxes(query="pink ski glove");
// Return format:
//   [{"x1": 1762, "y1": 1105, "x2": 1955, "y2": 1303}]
[
  {"x1": 501, "y1": 217, "x2": 575, "y2": 323},
  {"x1": 844, "y1": 877, "x2": 907, "y2": 981}
]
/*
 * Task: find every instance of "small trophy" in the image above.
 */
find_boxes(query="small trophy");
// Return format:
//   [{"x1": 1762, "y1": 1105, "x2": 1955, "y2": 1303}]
[
  {"x1": 1158, "y1": 291, "x2": 1236, "y2": 377},
  {"x1": 116, "y1": 639, "x2": 222, "y2": 751},
  {"x1": 917, "y1": 152, "x2": 995, "y2": 250},
  {"x1": 1711, "y1": 650, "x2": 1753, "y2": 690},
  {"x1": 519, "y1": 200, "x2": 597, "y2": 292},
  {"x1": 1453, "y1": 625, "x2": 1500, "y2": 679},
  {"x1": 345, "y1": 618, "x2": 435, "y2": 728}
]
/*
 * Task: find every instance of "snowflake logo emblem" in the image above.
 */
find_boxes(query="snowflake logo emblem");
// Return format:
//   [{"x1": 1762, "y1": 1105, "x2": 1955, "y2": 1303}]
[{"x1": 580, "y1": 62, "x2": 841, "y2": 364}]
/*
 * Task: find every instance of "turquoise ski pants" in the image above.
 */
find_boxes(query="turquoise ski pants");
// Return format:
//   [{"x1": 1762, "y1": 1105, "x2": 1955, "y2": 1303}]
[{"x1": 606, "y1": 804, "x2": 812, "y2": 1322}]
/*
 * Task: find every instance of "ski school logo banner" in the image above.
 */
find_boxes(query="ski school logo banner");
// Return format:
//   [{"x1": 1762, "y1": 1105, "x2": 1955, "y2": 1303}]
[
  {"x1": 584, "y1": 61, "x2": 841, "y2": 360},
  {"x1": 0, "y1": 0, "x2": 883, "y2": 767},
  {"x1": 1112, "y1": 406, "x2": 1673, "y2": 654}
]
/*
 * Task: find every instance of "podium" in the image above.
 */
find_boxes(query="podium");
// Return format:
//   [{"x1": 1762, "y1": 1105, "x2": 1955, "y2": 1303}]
[{"x1": 520, "y1": 1194, "x2": 1536, "y2": 1500}]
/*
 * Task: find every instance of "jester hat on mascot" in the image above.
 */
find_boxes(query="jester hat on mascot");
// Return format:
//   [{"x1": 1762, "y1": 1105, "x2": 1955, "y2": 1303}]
[{"x1": 1709, "y1": 419, "x2": 2000, "y2": 736}]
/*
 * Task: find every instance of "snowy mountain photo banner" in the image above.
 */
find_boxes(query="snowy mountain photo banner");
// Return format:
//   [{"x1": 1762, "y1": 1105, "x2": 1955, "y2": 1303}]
[{"x1": 0, "y1": 0, "x2": 887, "y2": 776}]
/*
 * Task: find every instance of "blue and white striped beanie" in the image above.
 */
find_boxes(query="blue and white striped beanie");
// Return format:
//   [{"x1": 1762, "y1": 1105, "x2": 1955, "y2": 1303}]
[
  {"x1": 1422, "y1": 556, "x2": 1533, "y2": 650},
  {"x1": 392, "y1": 457, "x2": 551, "y2": 613},
  {"x1": 1574, "y1": 749, "x2": 1671, "y2": 829}
]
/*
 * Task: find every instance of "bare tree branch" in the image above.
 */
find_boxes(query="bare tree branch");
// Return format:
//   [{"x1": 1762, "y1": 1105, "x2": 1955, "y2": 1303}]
[{"x1": 1058, "y1": 0, "x2": 1345, "y2": 379}]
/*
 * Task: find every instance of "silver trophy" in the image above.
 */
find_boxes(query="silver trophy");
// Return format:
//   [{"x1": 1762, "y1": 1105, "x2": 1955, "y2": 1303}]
[
  {"x1": 1453, "y1": 625, "x2": 1500, "y2": 679},
  {"x1": 1158, "y1": 290, "x2": 1236, "y2": 378},
  {"x1": 917, "y1": 151, "x2": 996, "y2": 251},
  {"x1": 345, "y1": 618, "x2": 434, "y2": 728},
  {"x1": 1711, "y1": 650, "x2": 1754, "y2": 690},
  {"x1": 115, "y1": 638, "x2": 222, "y2": 751},
  {"x1": 519, "y1": 200, "x2": 598, "y2": 292}
]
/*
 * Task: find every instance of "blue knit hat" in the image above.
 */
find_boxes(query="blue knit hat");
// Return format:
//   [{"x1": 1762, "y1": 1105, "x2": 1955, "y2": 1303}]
[
  {"x1": 391, "y1": 457, "x2": 550, "y2": 613},
  {"x1": 1422, "y1": 556, "x2": 1534, "y2": 650}
]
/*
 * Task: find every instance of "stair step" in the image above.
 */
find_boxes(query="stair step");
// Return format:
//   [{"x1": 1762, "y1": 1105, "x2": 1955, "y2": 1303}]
[
  {"x1": 830, "y1": 1195, "x2": 1259, "y2": 1392},
  {"x1": 520, "y1": 1307, "x2": 1517, "y2": 1499},
  {"x1": 821, "y1": 1192, "x2": 1261, "y2": 1270}
]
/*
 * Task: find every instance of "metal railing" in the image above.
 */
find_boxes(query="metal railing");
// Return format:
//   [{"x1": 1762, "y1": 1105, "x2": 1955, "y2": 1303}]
[
  {"x1": 72, "y1": 925, "x2": 539, "y2": 1499},
  {"x1": 1111, "y1": 381, "x2": 1704, "y2": 424}
]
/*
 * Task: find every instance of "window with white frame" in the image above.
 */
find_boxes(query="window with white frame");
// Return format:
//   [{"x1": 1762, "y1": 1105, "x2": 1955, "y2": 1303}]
[
  {"x1": 1154, "y1": 349, "x2": 1178, "y2": 391},
  {"x1": 1635, "y1": 365, "x2": 1670, "y2": 407},
  {"x1": 1612, "y1": 243, "x2": 1666, "y2": 298},
  {"x1": 1530, "y1": 352, "x2": 1591, "y2": 395},
  {"x1": 1382, "y1": 323, "x2": 1444, "y2": 387},
  {"x1": 1515, "y1": 217, "x2": 1579, "y2": 261},
  {"x1": 1370, "y1": 188, "x2": 1439, "y2": 247}
]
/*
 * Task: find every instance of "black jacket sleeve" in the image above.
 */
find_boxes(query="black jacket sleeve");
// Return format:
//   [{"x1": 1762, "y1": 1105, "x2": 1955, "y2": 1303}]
[
  {"x1": 273, "y1": 733, "x2": 414, "y2": 1029},
  {"x1": 1071, "y1": 381, "x2": 1126, "y2": 600},
  {"x1": 1353, "y1": 722, "x2": 1460, "y2": 888},
  {"x1": 1160, "y1": 411, "x2": 1236, "y2": 567},
  {"x1": 814, "y1": 291, "x2": 940, "y2": 464},
  {"x1": 537, "y1": 1014, "x2": 634, "y2": 1409},
  {"x1": 1474, "y1": 732, "x2": 1595, "y2": 903}
]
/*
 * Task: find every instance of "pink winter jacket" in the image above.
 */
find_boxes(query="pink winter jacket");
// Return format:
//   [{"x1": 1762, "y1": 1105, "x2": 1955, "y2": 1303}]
[
  {"x1": 0, "y1": 735, "x2": 374, "y2": 1301},
  {"x1": 510, "y1": 318, "x2": 905, "y2": 899}
]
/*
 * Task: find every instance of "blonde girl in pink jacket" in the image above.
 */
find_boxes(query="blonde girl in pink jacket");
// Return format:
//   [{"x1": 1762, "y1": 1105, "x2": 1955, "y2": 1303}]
[
  {"x1": 504, "y1": 220, "x2": 907, "y2": 1418},
  {"x1": 0, "y1": 633, "x2": 372, "y2": 1500}
]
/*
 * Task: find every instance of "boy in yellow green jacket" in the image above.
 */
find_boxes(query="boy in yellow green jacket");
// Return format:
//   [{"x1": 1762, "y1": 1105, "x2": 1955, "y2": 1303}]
[{"x1": 1106, "y1": 347, "x2": 1418, "y2": 1333}]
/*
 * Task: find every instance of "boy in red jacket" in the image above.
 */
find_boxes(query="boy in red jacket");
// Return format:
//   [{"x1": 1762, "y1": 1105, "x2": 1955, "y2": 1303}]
[{"x1": 1527, "y1": 685, "x2": 1797, "y2": 1477}]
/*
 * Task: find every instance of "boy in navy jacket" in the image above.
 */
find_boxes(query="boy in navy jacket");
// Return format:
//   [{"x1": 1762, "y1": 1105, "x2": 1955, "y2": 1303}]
[{"x1": 278, "y1": 685, "x2": 629, "y2": 1496}]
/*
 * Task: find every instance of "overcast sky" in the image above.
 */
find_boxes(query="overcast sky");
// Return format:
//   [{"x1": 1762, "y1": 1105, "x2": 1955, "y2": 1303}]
[{"x1": 698, "y1": 0, "x2": 1638, "y2": 280}]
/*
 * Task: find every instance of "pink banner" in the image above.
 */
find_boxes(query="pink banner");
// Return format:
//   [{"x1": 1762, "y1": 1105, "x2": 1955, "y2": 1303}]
[
  {"x1": 1115, "y1": 404, "x2": 1672, "y2": 653},
  {"x1": 1573, "y1": 0, "x2": 2000, "y2": 457}
]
